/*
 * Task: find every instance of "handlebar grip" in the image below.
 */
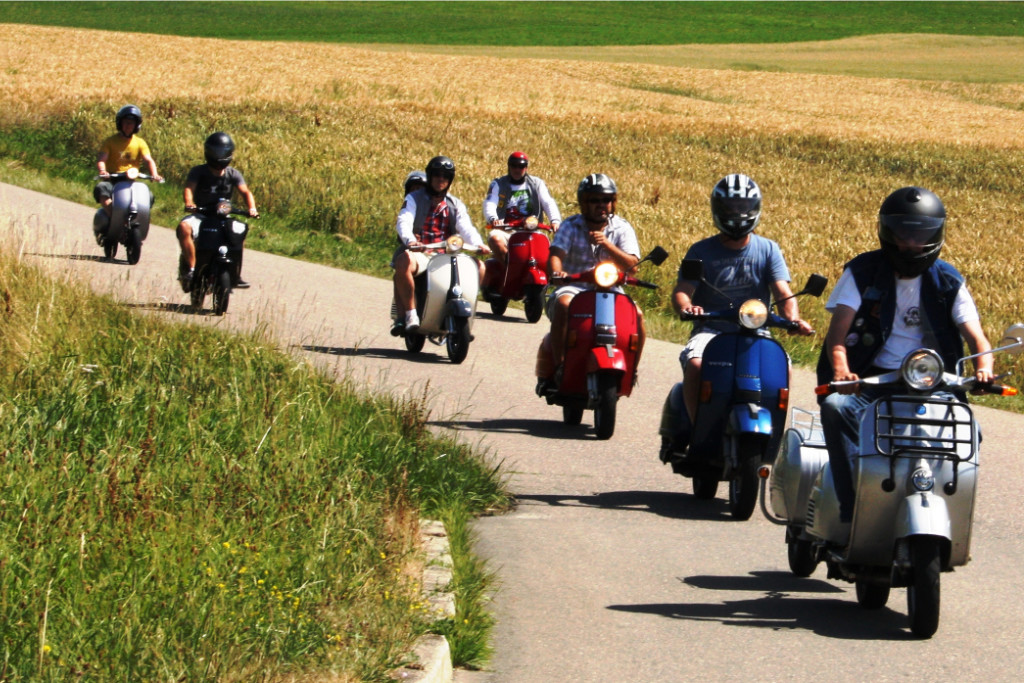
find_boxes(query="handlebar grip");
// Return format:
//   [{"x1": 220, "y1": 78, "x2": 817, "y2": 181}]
[
  {"x1": 814, "y1": 384, "x2": 832, "y2": 396},
  {"x1": 976, "y1": 382, "x2": 1018, "y2": 396}
]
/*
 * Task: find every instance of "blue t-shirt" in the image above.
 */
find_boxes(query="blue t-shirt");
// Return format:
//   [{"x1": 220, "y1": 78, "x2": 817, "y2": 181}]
[{"x1": 679, "y1": 234, "x2": 790, "y2": 331}]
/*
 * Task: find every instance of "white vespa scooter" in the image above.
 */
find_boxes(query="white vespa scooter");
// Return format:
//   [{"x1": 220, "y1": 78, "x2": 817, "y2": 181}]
[
  {"x1": 391, "y1": 235, "x2": 482, "y2": 364},
  {"x1": 761, "y1": 324, "x2": 1024, "y2": 638},
  {"x1": 92, "y1": 168, "x2": 160, "y2": 264}
]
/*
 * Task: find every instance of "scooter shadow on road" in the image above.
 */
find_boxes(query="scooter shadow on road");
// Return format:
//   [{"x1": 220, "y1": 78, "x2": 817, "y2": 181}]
[
  {"x1": 608, "y1": 570, "x2": 916, "y2": 641},
  {"x1": 514, "y1": 490, "x2": 732, "y2": 521},
  {"x1": 299, "y1": 344, "x2": 451, "y2": 364},
  {"x1": 27, "y1": 251, "x2": 126, "y2": 264},
  {"x1": 430, "y1": 417, "x2": 591, "y2": 440},
  {"x1": 121, "y1": 302, "x2": 226, "y2": 317}
]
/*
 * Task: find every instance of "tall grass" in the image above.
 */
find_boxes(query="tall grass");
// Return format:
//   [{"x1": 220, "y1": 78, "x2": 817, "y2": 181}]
[{"x1": 0, "y1": 239, "x2": 507, "y2": 680}]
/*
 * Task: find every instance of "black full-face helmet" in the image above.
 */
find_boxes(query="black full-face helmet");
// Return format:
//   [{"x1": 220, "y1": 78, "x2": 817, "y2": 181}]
[
  {"x1": 204, "y1": 132, "x2": 235, "y2": 170},
  {"x1": 711, "y1": 174, "x2": 762, "y2": 239},
  {"x1": 404, "y1": 170, "x2": 427, "y2": 196},
  {"x1": 425, "y1": 156, "x2": 456, "y2": 196},
  {"x1": 878, "y1": 186, "x2": 946, "y2": 277},
  {"x1": 115, "y1": 104, "x2": 142, "y2": 135}
]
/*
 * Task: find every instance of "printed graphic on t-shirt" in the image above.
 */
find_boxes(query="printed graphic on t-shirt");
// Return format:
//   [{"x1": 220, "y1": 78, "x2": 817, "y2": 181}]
[
  {"x1": 709, "y1": 258, "x2": 757, "y2": 298},
  {"x1": 508, "y1": 188, "x2": 530, "y2": 215},
  {"x1": 904, "y1": 307, "x2": 921, "y2": 327}
]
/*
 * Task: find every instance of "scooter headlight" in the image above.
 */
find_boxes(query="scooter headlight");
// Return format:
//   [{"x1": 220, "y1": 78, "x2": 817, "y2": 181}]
[
  {"x1": 445, "y1": 235, "x2": 464, "y2": 253},
  {"x1": 125, "y1": 167, "x2": 139, "y2": 180},
  {"x1": 911, "y1": 466, "x2": 935, "y2": 492},
  {"x1": 524, "y1": 216, "x2": 539, "y2": 231},
  {"x1": 593, "y1": 262, "x2": 620, "y2": 288},
  {"x1": 901, "y1": 349, "x2": 944, "y2": 391},
  {"x1": 216, "y1": 200, "x2": 232, "y2": 217},
  {"x1": 738, "y1": 299, "x2": 768, "y2": 329}
]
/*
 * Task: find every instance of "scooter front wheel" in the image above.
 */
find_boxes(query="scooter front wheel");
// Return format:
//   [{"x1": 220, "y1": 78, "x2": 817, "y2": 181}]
[
  {"x1": 446, "y1": 316, "x2": 471, "y2": 364},
  {"x1": 593, "y1": 373, "x2": 619, "y2": 440},
  {"x1": 728, "y1": 437, "x2": 763, "y2": 521},
  {"x1": 125, "y1": 228, "x2": 142, "y2": 265},
  {"x1": 213, "y1": 270, "x2": 232, "y2": 315},
  {"x1": 907, "y1": 536, "x2": 941, "y2": 638},
  {"x1": 524, "y1": 285, "x2": 545, "y2": 323}
]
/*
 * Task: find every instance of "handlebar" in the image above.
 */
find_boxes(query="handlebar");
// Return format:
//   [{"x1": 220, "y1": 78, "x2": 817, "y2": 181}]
[{"x1": 96, "y1": 171, "x2": 162, "y2": 183}]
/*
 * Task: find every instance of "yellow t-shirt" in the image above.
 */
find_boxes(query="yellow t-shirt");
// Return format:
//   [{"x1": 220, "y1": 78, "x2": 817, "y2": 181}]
[{"x1": 99, "y1": 134, "x2": 152, "y2": 173}]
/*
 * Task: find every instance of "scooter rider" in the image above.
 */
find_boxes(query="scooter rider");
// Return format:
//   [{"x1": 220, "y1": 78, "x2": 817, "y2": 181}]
[
  {"x1": 93, "y1": 104, "x2": 163, "y2": 242},
  {"x1": 176, "y1": 132, "x2": 259, "y2": 292},
  {"x1": 483, "y1": 151, "x2": 561, "y2": 267},
  {"x1": 673, "y1": 174, "x2": 813, "y2": 425},
  {"x1": 545, "y1": 173, "x2": 641, "y2": 376},
  {"x1": 392, "y1": 156, "x2": 490, "y2": 333},
  {"x1": 817, "y1": 186, "x2": 993, "y2": 523}
]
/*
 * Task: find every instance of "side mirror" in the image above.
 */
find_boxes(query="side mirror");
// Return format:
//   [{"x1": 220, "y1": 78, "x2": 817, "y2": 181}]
[
  {"x1": 802, "y1": 274, "x2": 828, "y2": 298},
  {"x1": 999, "y1": 323, "x2": 1024, "y2": 355},
  {"x1": 680, "y1": 258, "x2": 704, "y2": 281},
  {"x1": 647, "y1": 246, "x2": 669, "y2": 267}
]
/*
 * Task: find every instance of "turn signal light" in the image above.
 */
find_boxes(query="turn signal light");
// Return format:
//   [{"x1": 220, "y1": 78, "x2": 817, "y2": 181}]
[
  {"x1": 778, "y1": 387, "x2": 789, "y2": 411},
  {"x1": 629, "y1": 333, "x2": 640, "y2": 352}
]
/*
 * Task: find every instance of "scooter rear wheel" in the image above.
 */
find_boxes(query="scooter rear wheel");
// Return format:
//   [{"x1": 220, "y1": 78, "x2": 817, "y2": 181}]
[
  {"x1": 787, "y1": 537, "x2": 818, "y2": 578},
  {"x1": 405, "y1": 332, "x2": 426, "y2": 353},
  {"x1": 489, "y1": 297, "x2": 509, "y2": 317},
  {"x1": 562, "y1": 405, "x2": 584, "y2": 426},
  {"x1": 855, "y1": 580, "x2": 890, "y2": 609},
  {"x1": 692, "y1": 472, "x2": 719, "y2": 500}
]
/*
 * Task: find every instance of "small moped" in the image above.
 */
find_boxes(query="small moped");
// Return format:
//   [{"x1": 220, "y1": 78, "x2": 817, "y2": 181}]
[
  {"x1": 480, "y1": 211, "x2": 553, "y2": 322},
  {"x1": 92, "y1": 168, "x2": 159, "y2": 264},
  {"x1": 659, "y1": 259, "x2": 827, "y2": 520},
  {"x1": 536, "y1": 247, "x2": 668, "y2": 440},
  {"x1": 761, "y1": 324, "x2": 1024, "y2": 638},
  {"x1": 189, "y1": 199, "x2": 252, "y2": 315},
  {"x1": 391, "y1": 235, "x2": 483, "y2": 364}
]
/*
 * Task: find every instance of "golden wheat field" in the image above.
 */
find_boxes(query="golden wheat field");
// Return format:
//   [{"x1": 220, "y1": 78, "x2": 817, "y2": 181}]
[{"x1": 2, "y1": 24, "x2": 1024, "y2": 360}]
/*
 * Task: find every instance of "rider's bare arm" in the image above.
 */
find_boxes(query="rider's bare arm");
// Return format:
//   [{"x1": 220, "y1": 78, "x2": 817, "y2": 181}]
[
  {"x1": 958, "y1": 318, "x2": 994, "y2": 381},
  {"x1": 771, "y1": 279, "x2": 815, "y2": 336},
  {"x1": 672, "y1": 279, "x2": 700, "y2": 317},
  {"x1": 824, "y1": 304, "x2": 860, "y2": 390},
  {"x1": 548, "y1": 248, "x2": 566, "y2": 279}
]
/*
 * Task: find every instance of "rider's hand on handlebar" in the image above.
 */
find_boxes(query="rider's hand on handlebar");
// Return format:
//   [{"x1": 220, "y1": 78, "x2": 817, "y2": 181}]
[
  {"x1": 478, "y1": 245, "x2": 492, "y2": 255},
  {"x1": 679, "y1": 305, "x2": 704, "y2": 319},
  {"x1": 249, "y1": 208, "x2": 260, "y2": 218},
  {"x1": 832, "y1": 370, "x2": 861, "y2": 394},
  {"x1": 787, "y1": 319, "x2": 815, "y2": 336},
  {"x1": 185, "y1": 204, "x2": 198, "y2": 213},
  {"x1": 98, "y1": 171, "x2": 110, "y2": 180}
]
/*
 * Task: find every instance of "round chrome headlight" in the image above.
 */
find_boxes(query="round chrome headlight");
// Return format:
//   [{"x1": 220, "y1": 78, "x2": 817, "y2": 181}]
[
  {"x1": 738, "y1": 299, "x2": 768, "y2": 330},
  {"x1": 594, "y1": 262, "x2": 620, "y2": 288},
  {"x1": 900, "y1": 349, "x2": 944, "y2": 391},
  {"x1": 911, "y1": 466, "x2": 935, "y2": 492},
  {"x1": 445, "y1": 235, "x2": 464, "y2": 253},
  {"x1": 126, "y1": 167, "x2": 139, "y2": 180},
  {"x1": 524, "y1": 216, "x2": 539, "y2": 231},
  {"x1": 216, "y1": 200, "x2": 232, "y2": 217}
]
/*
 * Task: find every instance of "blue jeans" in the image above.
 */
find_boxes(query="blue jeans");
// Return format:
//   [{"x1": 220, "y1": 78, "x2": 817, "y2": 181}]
[{"x1": 819, "y1": 388, "x2": 883, "y2": 523}]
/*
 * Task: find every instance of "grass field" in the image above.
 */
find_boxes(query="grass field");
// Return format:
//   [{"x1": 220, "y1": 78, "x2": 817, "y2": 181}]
[
  {"x1": 2, "y1": 22, "x2": 1023, "y2": 403},
  {"x1": 1, "y1": 1, "x2": 1022, "y2": 46}
]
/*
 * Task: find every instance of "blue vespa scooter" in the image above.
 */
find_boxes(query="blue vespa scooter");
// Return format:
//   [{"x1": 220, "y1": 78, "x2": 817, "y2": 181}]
[{"x1": 659, "y1": 259, "x2": 827, "y2": 519}]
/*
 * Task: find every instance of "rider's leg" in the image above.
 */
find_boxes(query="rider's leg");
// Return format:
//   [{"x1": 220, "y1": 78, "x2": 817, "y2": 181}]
[
  {"x1": 819, "y1": 391, "x2": 872, "y2": 523},
  {"x1": 393, "y1": 250, "x2": 420, "y2": 328},
  {"x1": 488, "y1": 231, "x2": 509, "y2": 267},
  {"x1": 682, "y1": 356, "x2": 702, "y2": 425},
  {"x1": 548, "y1": 293, "x2": 573, "y2": 367},
  {"x1": 233, "y1": 249, "x2": 249, "y2": 288},
  {"x1": 176, "y1": 221, "x2": 196, "y2": 269}
]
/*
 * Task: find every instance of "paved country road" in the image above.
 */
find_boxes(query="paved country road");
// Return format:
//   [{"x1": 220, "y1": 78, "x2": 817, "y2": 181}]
[{"x1": 5, "y1": 182, "x2": 1024, "y2": 682}]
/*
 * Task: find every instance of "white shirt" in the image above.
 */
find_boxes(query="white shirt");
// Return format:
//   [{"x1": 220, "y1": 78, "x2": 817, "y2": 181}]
[{"x1": 827, "y1": 268, "x2": 979, "y2": 368}]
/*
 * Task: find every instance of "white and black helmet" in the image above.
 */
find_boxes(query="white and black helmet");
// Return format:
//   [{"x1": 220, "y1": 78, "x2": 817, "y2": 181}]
[
  {"x1": 711, "y1": 174, "x2": 762, "y2": 239},
  {"x1": 576, "y1": 173, "x2": 617, "y2": 207}
]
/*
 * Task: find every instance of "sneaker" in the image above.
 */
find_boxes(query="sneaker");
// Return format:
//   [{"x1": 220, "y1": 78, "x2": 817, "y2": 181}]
[
  {"x1": 234, "y1": 278, "x2": 250, "y2": 289},
  {"x1": 390, "y1": 320, "x2": 405, "y2": 337},
  {"x1": 404, "y1": 311, "x2": 421, "y2": 333},
  {"x1": 179, "y1": 268, "x2": 194, "y2": 293}
]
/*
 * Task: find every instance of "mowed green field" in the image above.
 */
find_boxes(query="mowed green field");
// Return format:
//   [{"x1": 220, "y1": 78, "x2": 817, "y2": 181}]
[{"x1": 1, "y1": 1, "x2": 1022, "y2": 46}]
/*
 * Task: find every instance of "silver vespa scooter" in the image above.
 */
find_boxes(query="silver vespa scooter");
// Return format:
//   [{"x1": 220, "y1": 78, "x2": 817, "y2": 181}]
[{"x1": 761, "y1": 324, "x2": 1024, "y2": 638}]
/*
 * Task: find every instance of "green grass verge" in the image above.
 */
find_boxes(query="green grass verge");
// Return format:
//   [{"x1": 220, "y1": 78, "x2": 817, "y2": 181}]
[
  {"x1": 0, "y1": 244, "x2": 508, "y2": 680},
  {"x1": 1, "y1": 1, "x2": 1023, "y2": 45}
]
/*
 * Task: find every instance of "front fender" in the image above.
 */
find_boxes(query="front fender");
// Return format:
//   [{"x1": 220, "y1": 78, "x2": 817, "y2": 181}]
[
  {"x1": 586, "y1": 345, "x2": 627, "y2": 374},
  {"x1": 446, "y1": 297, "x2": 473, "y2": 318},
  {"x1": 523, "y1": 268, "x2": 548, "y2": 287},
  {"x1": 728, "y1": 403, "x2": 774, "y2": 436},
  {"x1": 896, "y1": 492, "x2": 952, "y2": 541}
]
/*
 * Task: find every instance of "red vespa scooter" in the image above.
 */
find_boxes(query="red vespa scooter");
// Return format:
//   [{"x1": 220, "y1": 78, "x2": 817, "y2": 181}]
[
  {"x1": 535, "y1": 246, "x2": 668, "y2": 439},
  {"x1": 481, "y1": 210, "x2": 554, "y2": 322}
]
